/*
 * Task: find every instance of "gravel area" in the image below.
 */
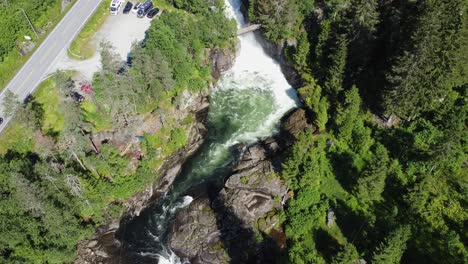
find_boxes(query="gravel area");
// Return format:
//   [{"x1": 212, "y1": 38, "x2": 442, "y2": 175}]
[{"x1": 49, "y1": 5, "x2": 152, "y2": 80}]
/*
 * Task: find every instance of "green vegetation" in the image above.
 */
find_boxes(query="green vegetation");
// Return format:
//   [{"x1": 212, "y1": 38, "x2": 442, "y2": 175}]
[
  {"x1": 0, "y1": 0, "x2": 76, "y2": 90},
  {"x1": 0, "y1": 1, "x2": 235, "y2": 262},
  {"x1": 34, "y1": 75, "x2": 65, "y2": 133},
  {"x1": 248, "y1": 0, "x2": 467, "y2": 263},
  {"x1": 68, "y1": 0, "x2": 111, "y2": 60}
]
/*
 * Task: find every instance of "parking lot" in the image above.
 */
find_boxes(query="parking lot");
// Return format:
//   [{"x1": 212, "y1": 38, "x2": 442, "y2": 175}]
[{"x1": 49, "y1": 2, "x2": 153, "y2": 79}]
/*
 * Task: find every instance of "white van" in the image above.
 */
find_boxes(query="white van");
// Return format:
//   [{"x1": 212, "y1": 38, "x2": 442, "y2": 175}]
[{"x1": 109, "y1": 0, "x2": 124, "y2": 15}]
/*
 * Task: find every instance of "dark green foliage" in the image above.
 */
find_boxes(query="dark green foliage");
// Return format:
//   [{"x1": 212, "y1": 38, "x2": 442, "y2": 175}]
[
  {"x1": 372, "y1": 226, "x2": 411, "y2": 264},
  {"x1": 248, "y1": 0, "x2": 303, "y2": 43},
  {"x1": 384, "y1": 0, "x2": 467, "y2": 119},
  {"x1": 282, "y1": 132, "x2": 330, "y2": 264},
  {"x1": 0, "y1": 154, "x2": 92, "y2": 263},
  {"x1": 0, "y1": 2, "x2": 236, "y2": 262},
  {"x1": 323, "y1": 35, "x2": 347, "y2": 99},
  {"x1": 354, "y1": 143, "x2": 389, "y2": 206},
  {"x1": 331, "y1": 243, "x2": 359, "y2": 264},
  {"x1": 269, "y1": 0, "x2": 468, "y2": 262}
]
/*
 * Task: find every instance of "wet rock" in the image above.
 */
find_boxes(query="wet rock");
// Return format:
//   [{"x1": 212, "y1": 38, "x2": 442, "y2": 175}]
[
  {"x1": 169, "y1": 141, "x2": 288, "y2": 263},
  {"x1": 281, "y1": 108, "x2": 311, "y2": 137},
  {"x1": 86, "y1": 240, "x2": 98, "y2": 248},
  {"x1": 170, "y1": 198, "x2": 229, "y2": 264},
  {"x1": 277, "y1": 108, "x2": 314, "y2": 146},
  {"x1": 211, "y1": 47, "x2": 237, "y2": 77}
]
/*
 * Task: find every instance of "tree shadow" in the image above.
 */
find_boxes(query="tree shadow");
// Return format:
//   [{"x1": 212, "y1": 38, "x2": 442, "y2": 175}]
[
  {"x1": 374, "y1": 127, "x2": 414, "y2": 161},
  {"x1": 314, "y1": 228, "x2": 343, "y2": 263},
  {"x1": 329, "y1": 151, "x2": 358, "y2": 193},
  {"x1": 334, "y1": 200, "x2": 374, "y2": 254}
]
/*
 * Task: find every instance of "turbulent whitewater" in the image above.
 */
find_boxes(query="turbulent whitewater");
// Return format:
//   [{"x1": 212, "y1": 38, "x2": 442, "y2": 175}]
[{"x1": 121, "y1": 0, "x2": 298, "y2": 262}]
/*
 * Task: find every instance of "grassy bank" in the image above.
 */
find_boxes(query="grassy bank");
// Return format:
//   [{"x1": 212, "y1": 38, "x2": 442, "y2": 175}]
[
  {"x1": 0, "y1": 0, "x2": 77, "y2": 92},
  {"x1": 0, "y1": 72, "x2": 67, "y2": 154},
  {"x1": 68, "y1": 0, "x2": 112, "y2": 60}
]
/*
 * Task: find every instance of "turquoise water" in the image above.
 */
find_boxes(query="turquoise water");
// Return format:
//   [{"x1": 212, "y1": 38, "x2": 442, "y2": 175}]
[{"x1": 120, "y1": 0, "x2": 298, "y2": 262}]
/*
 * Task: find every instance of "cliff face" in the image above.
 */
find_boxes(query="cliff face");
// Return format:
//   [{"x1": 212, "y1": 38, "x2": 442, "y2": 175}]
[
  {"x1": 74, "y1": 90, "x2": 209, "y2": 264},
  {"x1": 168, "y1": 108, "x2": 311, "y2": 264},
  {"x1": 73, "y1": 45, "x2": 237, "y2": 264}
]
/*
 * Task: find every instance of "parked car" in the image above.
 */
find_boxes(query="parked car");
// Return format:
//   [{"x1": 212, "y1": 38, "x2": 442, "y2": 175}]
[
  {"x1": 109, "y1": 0, "x2": 124, "y2": 15},
  {"x1": 71, "y1": 92, "x2": 85, "y2": 103},
  {"x1": 146, "y1": 8, "x2": 159, "y2": 18},
  {"x1": 123, "y1": 2, "x2": 133, "y2": 14},
  {"x1": 132, "y1": 2, "x2": 141, "y2": 13},
  {"x1": 137, "y1": 0, "x2": 153, "y2": 18},
  {"x1": 0, "y1": 117, "x2": 3, "y2": 125}
]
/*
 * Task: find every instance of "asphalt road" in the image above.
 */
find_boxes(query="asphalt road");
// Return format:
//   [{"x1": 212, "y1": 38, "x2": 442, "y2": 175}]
[{"x1": 0, "y1": 0, "x2": 103, "y2": 133}]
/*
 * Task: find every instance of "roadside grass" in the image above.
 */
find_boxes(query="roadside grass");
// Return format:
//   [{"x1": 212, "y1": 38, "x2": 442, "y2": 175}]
[
  {"x1": 81, "y1": 99, "x2": 112, "y2": 131},
  {"x1": 0, "y1": 123, "x2": 34, "y2": 155},
  {"x1": 68, "y1": 0, "x2": 112, "y2": 60},
  {"x1": 0, "y1": 0, "x2": 77, "y2": 92},
  {"x1": 34, "y1": 77, "x2": 64, "y2": 134}
]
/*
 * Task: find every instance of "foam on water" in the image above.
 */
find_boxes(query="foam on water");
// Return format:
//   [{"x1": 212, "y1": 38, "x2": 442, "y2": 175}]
[
  {"x1": 126, "y1": 1, "x2": 298, "y2": 262},
  {"x1": 220, "y1": 0, "x2": 299, "y2": 144}
]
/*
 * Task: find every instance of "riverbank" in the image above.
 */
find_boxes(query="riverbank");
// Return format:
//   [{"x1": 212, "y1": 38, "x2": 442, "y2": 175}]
[
  {"x1": 110, "y1": 0, "x2": 303, "y2": 262},
  {"x1": 0, "y1": 2, "x2": 238, "y2": 262}
]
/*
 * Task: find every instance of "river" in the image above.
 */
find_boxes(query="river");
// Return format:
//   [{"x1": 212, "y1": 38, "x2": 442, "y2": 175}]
[{"x1": 119, "y1": 0, "x2": 298, "y2": 262}]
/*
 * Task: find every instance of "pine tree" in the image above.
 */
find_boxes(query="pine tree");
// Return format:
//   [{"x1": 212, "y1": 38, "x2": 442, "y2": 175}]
[
  {"x1": 355, "y1": 143, "x2": 389, "y2": 205},
  {"x1": 384, "y1": 0, "x2": 466, "y2": 119},
  {"x1": 332, "y1": 243, "x2": 360, "y2": 264},
  {"x1": 372, "y1": 226, "x2": 411, "y2": 264},
  {"x1": 324, "y1": 35, "x2": 348, "y2": 98},
  {"x1": 298, "y1": 77, "x2": 329, "y2": 131},
  {"x1": 292, "y1": 32, "x2": 310, "y2": 71},
  {"x1": 335, "y1": 86, "x2": 361, "y2": 142}
]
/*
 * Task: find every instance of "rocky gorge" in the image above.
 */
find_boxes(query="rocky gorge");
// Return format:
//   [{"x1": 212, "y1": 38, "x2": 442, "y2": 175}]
[
  {"x1": 74, "y1": 89, "x2": 210, "y2": 264},
  {"x1": 73, "y1": 0, "x2": 307, "y2": 262},
  {"x1": 169, "y1": 109, "x2": 311, "y2": 264}
]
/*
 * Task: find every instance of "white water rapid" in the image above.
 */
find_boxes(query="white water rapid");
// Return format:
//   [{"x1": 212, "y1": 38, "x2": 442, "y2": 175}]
[
  {"x1": 126, "y1": 0, "x2": 299, "y2": 263},
  {"x1": 220, "y1": 0, "x2": 298, "y2": 144}
]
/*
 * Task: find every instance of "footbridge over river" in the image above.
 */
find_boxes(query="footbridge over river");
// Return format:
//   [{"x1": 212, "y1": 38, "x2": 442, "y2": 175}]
[{"x1": 237, "y1": 24, "x2": 261, "y2": 35}]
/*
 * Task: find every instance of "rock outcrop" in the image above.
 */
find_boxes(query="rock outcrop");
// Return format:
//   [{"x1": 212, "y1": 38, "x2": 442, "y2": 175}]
[{"x1": 168, "y1": 108, "x2": 310, "y2": 263}]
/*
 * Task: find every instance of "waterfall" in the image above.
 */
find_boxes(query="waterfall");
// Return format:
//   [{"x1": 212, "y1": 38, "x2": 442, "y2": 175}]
[{"x1": 124, "y1": 0, "x2": 298, "y2": 263}]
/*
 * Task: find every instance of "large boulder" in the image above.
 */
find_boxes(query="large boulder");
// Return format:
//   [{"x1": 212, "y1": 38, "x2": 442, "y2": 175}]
[
  {"x1": 170, "y1": 198, "x2": 230, "y2": 264},
  {"x1": 169, "y1": 142, "x2": 288, "y2": 263}
]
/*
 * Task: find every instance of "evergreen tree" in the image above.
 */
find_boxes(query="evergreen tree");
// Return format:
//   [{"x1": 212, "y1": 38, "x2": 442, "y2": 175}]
[
  {"x1": 335, "y1": 86, "x2": 362, "y2": 142},
  {"x1": 355, "y1": 143, "x2": 389, "y2": 205},
  {"x1": 372, "y1": 226, "x2": 411, "y2": 264},
  {"x1": 298, "y1": 76, "x2": 329, "y2": 131},
  {"x1": 331, "y1": 243, "x2": 360, "y2": 264},
  {"x1": 292, "y1": 32, "x2": 310, "y2": 72},
  {"x1": 384, "y1": 0, "x2": 466, "y2": 119},
  {"x1": 324, "y1": 35, "x2": 348, "y2": 98}
]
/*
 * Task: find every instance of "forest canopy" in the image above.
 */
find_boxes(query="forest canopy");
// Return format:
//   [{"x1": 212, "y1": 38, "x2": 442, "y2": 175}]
[
  {"x1": 247, "y1": 0, "x2": 467, "y2": 263},
  {"x1": 0, "y1": 1, "x2": 236, "y2": 262}
]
